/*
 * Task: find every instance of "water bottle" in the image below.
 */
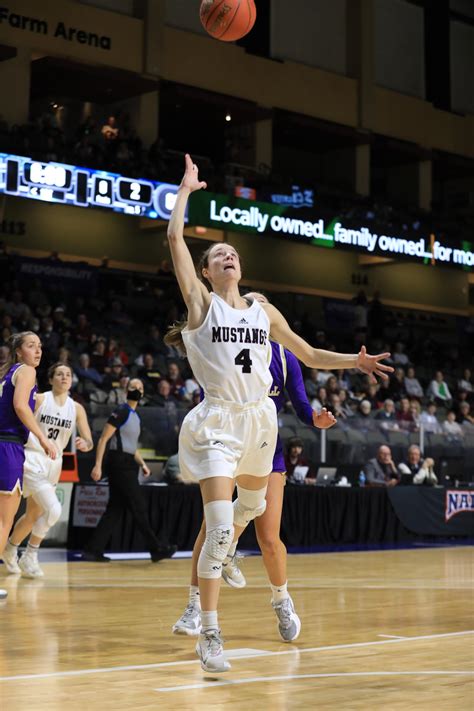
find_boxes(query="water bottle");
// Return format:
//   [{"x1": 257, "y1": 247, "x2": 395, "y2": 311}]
[{"x1": 359, "y1": 471, "x2": 366, "y2": 488}]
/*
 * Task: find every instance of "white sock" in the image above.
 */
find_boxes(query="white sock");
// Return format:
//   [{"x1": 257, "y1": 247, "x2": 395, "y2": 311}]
[
  {"x1": 7, "y1": 539, "x2": 18, "y2": 551},
  {"x1": 201, "y1": 610, "x2": 218, "y2": 632},
  {"x1": 189, "y1": 585, "x2": 201, "y2": 607},
  {"x1": 271, "y1": 582, "x2": 289, "y2": 604},
  {"x1": 26, "y1": 542, "x2": 39, "y2": 555},
  {"x1": 224, "y1": 541, "x2": 237, "y2": 563}
]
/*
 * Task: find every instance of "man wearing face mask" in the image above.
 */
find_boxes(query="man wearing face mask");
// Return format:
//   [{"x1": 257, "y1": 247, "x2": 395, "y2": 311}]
[{"x1": 82, "y1": 378, "x2": 177, "y2": 562}]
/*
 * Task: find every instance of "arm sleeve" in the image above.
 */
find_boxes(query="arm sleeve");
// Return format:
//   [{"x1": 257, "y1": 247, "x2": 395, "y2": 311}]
[
  {"x1": 284, "y1": 350, "x2": 314, "y2": 426},
  {"x1": 107, "y1": 406, "x2": 129, "y2": 429}
]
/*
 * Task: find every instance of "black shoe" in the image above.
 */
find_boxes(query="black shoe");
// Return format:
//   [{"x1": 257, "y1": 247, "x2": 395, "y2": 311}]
[
  {"x1": 82, "y1": 551, "x2": 111, "y2": 562},
  {"x1": 150, "y1": 544, "x2": 177, "y2": 562}
]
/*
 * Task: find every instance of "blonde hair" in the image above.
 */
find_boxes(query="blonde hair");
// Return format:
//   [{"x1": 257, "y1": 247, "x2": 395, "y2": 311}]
[
  {"x1": 0, "y1": 331, "x2": 38, "y2": 380},
  {"x1": 164, "y1": 320, "x2": 187, "y2": 354}
]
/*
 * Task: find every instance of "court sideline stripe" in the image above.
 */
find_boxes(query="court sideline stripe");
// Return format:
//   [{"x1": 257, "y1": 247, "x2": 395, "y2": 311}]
[
  {"x1": 155, "y1": 670, "x2": 474, "y2": 693},
  {"x1": 0, "y1": 629, "x2": 472, "y2": 682}
]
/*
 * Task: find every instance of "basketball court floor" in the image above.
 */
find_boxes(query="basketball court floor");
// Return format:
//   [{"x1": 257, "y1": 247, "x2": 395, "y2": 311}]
[{"x1": 1, "y1": 545, "x2": 473, "y2": 709}]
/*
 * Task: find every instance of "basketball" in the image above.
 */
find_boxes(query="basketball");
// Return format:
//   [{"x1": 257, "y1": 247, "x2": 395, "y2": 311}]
[{"x1": 200, "y1": 0, "x2": 256, "y2": 42}]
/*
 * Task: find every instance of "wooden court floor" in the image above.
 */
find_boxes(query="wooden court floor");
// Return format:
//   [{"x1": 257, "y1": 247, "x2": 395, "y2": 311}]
[{"x1": 1, "y1": 546, "x2": 473, "y2": 710}]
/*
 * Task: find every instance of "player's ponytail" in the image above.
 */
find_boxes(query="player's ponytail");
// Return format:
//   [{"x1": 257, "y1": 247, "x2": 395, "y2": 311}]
[
  {"x1": 164, "y1": 321, "x2": 187, "y2": 355},
  {"x1": 0, "y1": 331, "x2": 37, "y2": 380}
]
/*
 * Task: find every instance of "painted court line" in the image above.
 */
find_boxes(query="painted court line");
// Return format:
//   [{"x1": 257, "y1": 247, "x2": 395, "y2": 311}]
[
  {"x1": 0, "y1": 630, "x2": 472, "y2": 682},
  {"x1": 155, "y1": 670, "x2": 474, "y2": 693},
  {"x1": 378, "y1": 634, "x2": 407, "y2": 639}
]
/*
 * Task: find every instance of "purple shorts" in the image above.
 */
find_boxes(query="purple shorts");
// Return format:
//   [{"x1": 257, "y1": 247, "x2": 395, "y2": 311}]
[
  {"x1": 272, "y1": 435, "x2": 286, "y2": 473},
  {"x1": 0, "y1": 441, "x2": 25, "y2": 494}
]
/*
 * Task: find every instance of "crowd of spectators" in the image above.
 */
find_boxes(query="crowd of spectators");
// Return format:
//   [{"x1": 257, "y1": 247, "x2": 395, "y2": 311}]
[{"x1": 0, "y1": 251, "x2": 472, "y2": 467}]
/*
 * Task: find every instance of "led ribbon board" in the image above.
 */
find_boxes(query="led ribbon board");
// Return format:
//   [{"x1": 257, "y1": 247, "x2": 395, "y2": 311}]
[
  {"x1": 188, "y1": 192, "x2": 474, "y2": 270},
  {"x1": 0, "y1": 153, "x2": 182, "y2": 221}
]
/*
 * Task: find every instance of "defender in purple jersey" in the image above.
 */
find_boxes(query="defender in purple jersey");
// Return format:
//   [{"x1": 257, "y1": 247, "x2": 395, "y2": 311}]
[
  {"x1": 172, "y1": 293, "x2": 336, "y2": 643},
  {"x1": 0, "y1": 332, "x2": 56, "y2": 600}
]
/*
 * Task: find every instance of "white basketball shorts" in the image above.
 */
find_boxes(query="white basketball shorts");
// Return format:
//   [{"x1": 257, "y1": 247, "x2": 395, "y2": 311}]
[
  {"x1": 23, "y1": 450, "x2": 62, "y2": 497},
  {"x1": 179, "y1": 395, "x2": 278, "y2": 482}
]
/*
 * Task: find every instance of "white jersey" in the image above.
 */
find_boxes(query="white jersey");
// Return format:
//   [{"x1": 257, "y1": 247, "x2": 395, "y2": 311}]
[
  {"x1": 26, "y1": 391, "x2": 76, "y2": 456},
  {"x1": 182, "y1": 293, "x2": 272, "y2": 404}
]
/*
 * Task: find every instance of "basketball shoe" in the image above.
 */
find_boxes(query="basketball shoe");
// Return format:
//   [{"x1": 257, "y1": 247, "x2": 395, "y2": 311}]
[
  {"x1": 195, "y1": 629, "x2": 231, "y2": 673},
  {"x1": 222, "y1": 551, "x2": 246, "y2": 588},
  {"x1": 272, "y1": 595, "x2": 301, "y2": 642},
  {"x1": 172, "y1": 602, "x2": 202, "y2": 636},
  {"x1": 2, "y1": 542, "x2": 21, "y2": 574},
  {"x1": 19, "y1": 549, "x2": 44, "y2": 579}
]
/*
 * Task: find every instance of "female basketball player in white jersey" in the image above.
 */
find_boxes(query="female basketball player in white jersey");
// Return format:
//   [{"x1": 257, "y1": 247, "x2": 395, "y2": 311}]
[
  {"x1": 168, "y1": 154, "x2": 393, "y2": 673},
  {"x1": 3, "y1": 363, "x2": 93, "y2": 577}
]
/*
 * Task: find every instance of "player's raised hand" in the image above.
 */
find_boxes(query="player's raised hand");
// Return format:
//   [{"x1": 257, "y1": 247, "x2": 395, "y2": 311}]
[
  {"x1": 313, "y1": 408, "x2": 337, "y2": 429},
  {"x1": 356, "y1": 345, "x2": 394, "y2": 383},
  {"x1": 180, "y1": 153, "x2": 207, "y2": 193}
]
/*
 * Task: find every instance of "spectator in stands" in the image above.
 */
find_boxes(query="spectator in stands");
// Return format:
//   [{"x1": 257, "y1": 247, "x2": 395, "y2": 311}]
[
  {"x1": 325, "y1": 375, "x2": 339, "y2": 397},
  {"x1": 304, "y1": 369, "x2": 323, "y2": 399},
  {"x1": 311, "y1": 386, "x2": 329, "y2": 412},
  {"x1": 404, "y1": 366, "x2": 424, "y2": 399},
  {"x1": 137, "y1": 353, "x2": 162, "y2": 394},
  {"x1": 101, "y1": 115, "x2": 119, "y2": 141},
  {"x1": 442, "y1": 411, "x2": 464, "y2": 441},
  {"x1": 40, "y1": 317, "x2": 61, "y2": 359},
  {"x1": 398, "y1": 445, "x2": 437, "y2": 486},
  {"x1": 284, "y1": 438, "x2": 315, "y2": 485},
  {"x1": 165, "y1": 361, "x2": 185, "y2": 400},
  {"x1": 363, "y1": 383, "x2": 380, "y2": 410},
  {"x1": 457, "y1": 401, "x2": 474, "y2": 428},
  {"x1": 105, "y1": 337, "x2": 129, "y2": 366},
  {"x1": 419, "y1": 402, "x2": 442, "y2": 434},
  {"x1": 73, "y1": 313, "x2": 92, "y2": 345},
  {"x1": 337, "y1": 389, "x2": 354, "y2": 417},
  {"x1": 358, "y1": 399, "x2": 372, "y2": 418},
  {"x1": 104, "y1": 300, "x2": 132, "y2": 330},
  {"x1": 6, "y1": 290, "x2": 30, "y2": 324},
  {"x1": 335, "y1": 369, "x2": 351, "y2": 393},
  {"x1": 140, "y1": 325, "x2": 168, "y2": 361},
  {"x1": 363, "y1": 445, "x2": 400, "y2": 487},
  {"x1": 328, "y1": 392, "x2": 351, "y2": 420},
  {"x1": 102, "y1": 358, "x2": 127, "y2": 391},
  {"x1": 75, "y1": 353, "x2": 103, "y2": 388},
  {"x1": 396, "y1": 397, "x2": 415, "y2": 431},
  {"x1": 0, "y1": 345, "x2": 8, "y2": 369},
  {"x1": 352, "y1": 290, "x2": 368, "y2": 344},
  {"x1": 107, "y1": 373, "x2": 130, "y2": 406},
  {"x1": 426, "y1": 370, "x2": 452, "y2": 407},
  {"x1": 90, "y1": 338, "x2": 108, "y2": 373},
  {"x1": 458, "y1": 368, "x2": 472, "y2": 394},
  {"x1": 409, "y1": 399, "x2": 421, "y2": 431},
  {"x1": 388, "y1": 367, "x2": 407, "y2": 401},
  {"x1": 0, "y1": 327, "x2": 12, "y2": 346},
  {"x1": 392, "y1": 342, "x2": 409, "y2": 366},
  {"x1": 52, "y1": 306, "x2": 70, "y2": 335},
  {"x1": 374, "y1": 399, "x2": 399, "y2": 430}
]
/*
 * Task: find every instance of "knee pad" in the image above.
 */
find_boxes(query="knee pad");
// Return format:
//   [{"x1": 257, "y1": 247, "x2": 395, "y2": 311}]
[
  {"x1": 233, "y1": 485, "x2": 267, "y2": 528},
  {"x1": 197, "y1": 500, "x2": 234, "y2": 579},
  {"x1": 32, "y1": 499, "x2": 61, "y2": 538}
]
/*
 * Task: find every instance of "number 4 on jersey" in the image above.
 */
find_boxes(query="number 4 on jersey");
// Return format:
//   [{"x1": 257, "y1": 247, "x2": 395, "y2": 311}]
[{"x1": 234, "y1": 348, "x2": 252, "y2": 373}]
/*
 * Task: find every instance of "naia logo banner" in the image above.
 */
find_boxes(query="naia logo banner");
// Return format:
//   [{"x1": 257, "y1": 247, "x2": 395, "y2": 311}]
[{"x1": 445, "y1": 490, "x2": 474, "y2": 522}]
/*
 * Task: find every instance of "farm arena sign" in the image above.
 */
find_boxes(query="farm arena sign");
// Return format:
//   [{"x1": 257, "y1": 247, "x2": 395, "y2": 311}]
[{"x1": 0, "y1": 6, "x2": 111, "y2": 49}]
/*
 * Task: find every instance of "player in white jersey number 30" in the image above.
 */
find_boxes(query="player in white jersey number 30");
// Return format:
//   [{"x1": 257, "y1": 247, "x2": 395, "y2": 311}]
[
  {"x1": 167, "y1": 154, "x2": 394, "y2": 673},
  {"x1": 3, "y1": 363, "x2": 93, "y2": 578}
]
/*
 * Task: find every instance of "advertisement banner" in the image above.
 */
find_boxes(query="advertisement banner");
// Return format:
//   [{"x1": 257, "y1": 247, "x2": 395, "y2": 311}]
[
  {"x1": 15, "y1": 255, "x2": 98, "y2": 290},
  {"x1": 188, "y1": 191, "x2": 474, "y2": 271},
  {"x1": 388, "y1": 487, "x2": 474, "y2": 535}
]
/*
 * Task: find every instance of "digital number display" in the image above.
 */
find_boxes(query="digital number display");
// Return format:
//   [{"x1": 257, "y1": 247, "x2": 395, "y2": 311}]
[{"x1": 0, "y1": 153, "x2": 185, "y2": 222}]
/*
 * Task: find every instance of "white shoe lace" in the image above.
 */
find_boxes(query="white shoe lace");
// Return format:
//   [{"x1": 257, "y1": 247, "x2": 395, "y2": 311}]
[
  {"x1": 181, "y1": 602, "x2": 199, "y2": 623},
  {"x1": 203, "y1": 629, "x2": 224, "y2": 657},
  {"x1": 226, "y1": 552, "x2": 244, "y2": 572},
  {"x1": 275, "y1": 598, "x2": 293, "y2": 628}
]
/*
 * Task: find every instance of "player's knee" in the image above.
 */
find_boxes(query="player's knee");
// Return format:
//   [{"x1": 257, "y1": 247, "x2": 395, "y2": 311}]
[
  {"x1": 257, "y1": 532, "x2": 281, "y2": 557},
  {"x1": 46, "y1": 498, "x2": 61, "y2": 528},
  {"x1": 233, "y1": 486, "x2": 267, "y2": 528},
  {"x1": 32, "y1": 500, "x2": 61, "y2": 537},
  {"x1": 197, "y1": 500, "x2": 234, "y2": 579}
]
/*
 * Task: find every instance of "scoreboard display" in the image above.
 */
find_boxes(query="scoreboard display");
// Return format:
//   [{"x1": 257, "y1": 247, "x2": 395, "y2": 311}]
[{"x1": 0, "y1": 153, "x2": 184, "y2": 222}]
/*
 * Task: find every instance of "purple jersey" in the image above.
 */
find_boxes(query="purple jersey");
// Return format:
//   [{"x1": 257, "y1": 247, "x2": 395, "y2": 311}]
[
  {"x1": 269, "y1": 341, "x2": 313, "y2": 423},
  {"x1": 0, "y1": 363, "x2": 37, "y2": 443},
  {"x1": 268, "y1": 341, "x2": 313, "y2": 472}
]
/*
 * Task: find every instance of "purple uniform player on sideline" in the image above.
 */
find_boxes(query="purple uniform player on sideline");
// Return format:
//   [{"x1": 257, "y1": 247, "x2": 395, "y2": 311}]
[
  {"x1": 172, "y1": 293, "x2": 336, "y2": 643},
  {"x1": 0, "y1": 332, "x2": 56, "y2": 600}
]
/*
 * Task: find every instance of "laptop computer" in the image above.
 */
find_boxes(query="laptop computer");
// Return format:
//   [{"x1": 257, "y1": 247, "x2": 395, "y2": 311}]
[{"x1": 315, "y1": 466, "x2": 337, "y2": 486}]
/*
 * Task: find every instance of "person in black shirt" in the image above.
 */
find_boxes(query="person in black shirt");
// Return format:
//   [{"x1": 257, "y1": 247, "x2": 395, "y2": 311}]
[{"x1": 82, "y1": 378, "x2": 176, "y2": 562}]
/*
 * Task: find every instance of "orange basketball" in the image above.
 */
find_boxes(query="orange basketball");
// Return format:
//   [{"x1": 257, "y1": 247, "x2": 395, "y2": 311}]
[{"x1": 200, "y1": 0, "x2": 257, "y2": 42}]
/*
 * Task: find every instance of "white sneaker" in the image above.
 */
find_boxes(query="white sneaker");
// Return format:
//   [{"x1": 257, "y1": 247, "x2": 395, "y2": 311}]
[
  {"x1": 272, "y1": 595, "x2": 301, "y2": 643},
  {"x1": 19, "y1": 552, "x2": 44, "y2": 579},
  {"x1": 195, "y1": 629, "x2": 231, "y2": 673},
  {"x1": 172, "y1": 602, "x2": 202, "y2": 636},
  {"x1": 2, "y1": 543, "x2": 21, "y2": 574},
  {"x1": 222, "y1": 553, "x2": 246, "y2": 589}
]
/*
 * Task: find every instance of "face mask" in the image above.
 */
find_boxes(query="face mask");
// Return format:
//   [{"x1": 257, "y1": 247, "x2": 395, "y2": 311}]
[{"x1": 127, "y1": 388, "x2": 142, "y2": 402}]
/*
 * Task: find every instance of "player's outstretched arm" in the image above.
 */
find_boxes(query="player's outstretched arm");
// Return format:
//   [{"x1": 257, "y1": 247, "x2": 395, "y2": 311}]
[
  {"x1": 265, "y1": 305, "x2": 393, "y2": 383},
  {"x1": 167, "y1": 154, "x2": 210, "y2": 316}
]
